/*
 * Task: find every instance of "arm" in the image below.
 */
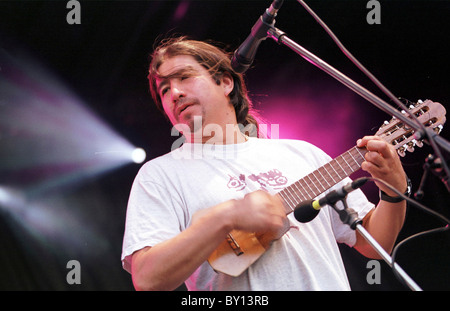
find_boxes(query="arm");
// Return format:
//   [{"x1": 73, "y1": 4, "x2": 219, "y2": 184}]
[
  {"x1": 353, "y1": 136, "x2": 408, "y2": 258},
  {"x1": 131, "y1": 191, "x2": 286, "y2": 291}
]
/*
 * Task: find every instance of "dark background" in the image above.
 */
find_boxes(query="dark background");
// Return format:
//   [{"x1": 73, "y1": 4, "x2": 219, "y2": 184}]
[{"x1": 0, "y1": 0, "x2": 449, "y2": 291}]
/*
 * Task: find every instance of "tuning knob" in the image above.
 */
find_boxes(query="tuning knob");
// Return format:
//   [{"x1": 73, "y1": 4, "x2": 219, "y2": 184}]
[
  {"x1": 398, "y1": 146, "x2": 406, "y2": 157},
  {"x1": 413, "y1": 139, "x2": 423, "y2": 148},
  {"x1": 414, "y1": 139, "x2": 423, "y2": 148},
  {"x1": 406, "y1": 141, "x2": 415, "y2": 152},
  {"x1": 434, "y1": 125, "x2": 444, "y2": 134}
]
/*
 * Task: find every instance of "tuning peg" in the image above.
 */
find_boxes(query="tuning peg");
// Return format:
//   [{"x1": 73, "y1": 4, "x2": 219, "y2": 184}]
[
  {"x1": 434, "y1": 125, "x2": 444, "y2": 134},
  {"x1": 414, "y1": 139, "x2": 423, "y2": 148},
  {"x1": 406, "y1": 141, "x2": 415, "y2": 152},
  {"x1": 398, "y1": 146, "x2": 406, "y2": 157}
]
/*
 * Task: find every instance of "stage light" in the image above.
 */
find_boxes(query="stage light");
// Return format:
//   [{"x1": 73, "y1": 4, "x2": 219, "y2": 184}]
[
  {"x1": 0, "y1": 186, "x2": 26, "y2": 211},
  {"x1": 0, "y1": 48, "x2": 142, "y2": 195},
  {"x1": 131, "y1": 148, "x2": 146, "y2": 164},
  {"x1": 0, "y1": 47, "x2": 140, "y2": 253},
  {"x1": 0, "y1": 187, "x2": 13, "y2": 207}
]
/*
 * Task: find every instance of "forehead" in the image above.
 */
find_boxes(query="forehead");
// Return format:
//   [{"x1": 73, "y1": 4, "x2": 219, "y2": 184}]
[{"x1": 157, "y1": 55, "x2": 202, "y2": 77}]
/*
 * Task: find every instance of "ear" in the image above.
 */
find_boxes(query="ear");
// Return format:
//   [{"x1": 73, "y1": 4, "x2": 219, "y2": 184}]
[{"x1": 221, "y1": 72, "x2": 234, "y2": 97}]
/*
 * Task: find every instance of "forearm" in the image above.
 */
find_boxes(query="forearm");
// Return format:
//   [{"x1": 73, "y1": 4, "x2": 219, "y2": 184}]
[
  {"x1": 355, "y1": 200, "x2": 407, "y2": 258},
  {"x1": 131, "y1": 200, "x2": 234, "y2": 291},
  {"x1": 130, "y1": 190, "x2": 287, "y2": 291},
  {"x1": 355, "y1": 136, "x2": 409, "y2": 258}
]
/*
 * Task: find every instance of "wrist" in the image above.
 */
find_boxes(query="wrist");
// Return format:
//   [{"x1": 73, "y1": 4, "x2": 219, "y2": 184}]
[
  {"x1": 215, "y1": 199, "x2": 240, "y2": 233},
  {"x1": 379, "y1": 177, "x2": 412, "y2": 203}
]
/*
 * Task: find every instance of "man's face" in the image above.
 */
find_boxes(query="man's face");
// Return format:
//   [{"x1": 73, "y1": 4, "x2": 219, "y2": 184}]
[{"x1": 155, "y1": 55, "x2": 234, "y2": 135}]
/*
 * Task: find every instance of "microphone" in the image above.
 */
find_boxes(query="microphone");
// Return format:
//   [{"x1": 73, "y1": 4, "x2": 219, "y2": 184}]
[
  {"x1": 231, "y1": 0, "x2": 284, "y2": 73},
  {"x1": 294, "y1": 177, "x2": 368, "y2": 223}
]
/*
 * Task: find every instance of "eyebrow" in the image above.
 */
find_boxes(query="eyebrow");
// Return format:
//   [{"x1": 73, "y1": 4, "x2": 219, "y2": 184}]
[{"x1": 156, "y1": 65, "x2": 199, "y2": 95}]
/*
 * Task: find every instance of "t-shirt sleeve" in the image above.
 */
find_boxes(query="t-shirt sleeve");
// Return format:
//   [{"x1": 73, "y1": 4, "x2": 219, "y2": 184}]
[
  {"x1": 121, "y1": 167, "x2": 186, "y2": 274},
  {"x1": 328, "y1": 179, "x2": 375, "y2": 247}
]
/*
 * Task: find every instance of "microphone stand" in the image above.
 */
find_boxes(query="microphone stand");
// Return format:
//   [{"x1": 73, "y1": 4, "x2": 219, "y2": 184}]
[
  {"x1": 246, "y1": 4, "x2": 450, "y2": 290},
  {"x1": 267, "y1": 27, "x2": 424, "y2": 289},
  {"x1": 330, "y1": 198, "x2": 423, "y2": 291},
  {"x1": 266, "y1": 26, "x2": 450, "y2": 192}
]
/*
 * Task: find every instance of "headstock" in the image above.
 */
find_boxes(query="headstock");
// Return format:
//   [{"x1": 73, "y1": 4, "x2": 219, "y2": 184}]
[{"x1": 375, "y1": 99, "x2": 446, "y2": 157}]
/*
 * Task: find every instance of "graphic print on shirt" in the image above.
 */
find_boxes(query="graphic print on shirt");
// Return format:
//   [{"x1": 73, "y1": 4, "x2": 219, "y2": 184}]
[
  {"x1": 227, "y1": 169, "x2": 288, "y2": 191},
  {"x1": 227, "y1": 174, "x2": 247, "y2": 191}
]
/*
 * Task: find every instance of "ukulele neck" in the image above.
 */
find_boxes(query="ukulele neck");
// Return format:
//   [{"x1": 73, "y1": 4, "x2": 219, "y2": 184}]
[{"x1": 277, "y1": 146, "x2": 367, "y2": 214}]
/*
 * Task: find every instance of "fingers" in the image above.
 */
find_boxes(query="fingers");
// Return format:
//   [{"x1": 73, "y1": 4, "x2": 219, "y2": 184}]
[
  {"x1": 357, "y1": 136, "x2": 407, "y2": 195},
  {"x1": 234, "y1": 190, "x2": 287, "y2": 233},
  {"x1": 357, "y1": 136, "x2": 394, "y2": 159},
  {"x1": 357, "y1": 136, "x2": 391, "y2": 171}
]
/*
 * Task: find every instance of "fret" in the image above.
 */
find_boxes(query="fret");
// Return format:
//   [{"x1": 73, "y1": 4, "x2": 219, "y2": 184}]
[
  {"x1": 286, "y1": 185, "x2": 301, "y2": 205},
  {"x1": 300, "y1": 178, "x2": 314, "y2": 196},
  {"x1": 353, "y1": 147, "x2": 366, "y2": 163},
  {"x1": 342, "y1": 152, "x2": 359, "y2": 172},
  {"x1": 354, "y1": 146, "x2": 367, "y2": 159},
  {"x1": 324, "y1": 162, "x2": 339, "y2": 183},
  {"x1": 291, "y1": 183, "x2": 307, "y2": 202},
  {"x1": 312, "y1": 171, "x2": 327, "y2": 192},
  {"x1": 305, "y1": 174, "x2": 321, "y2": 196},
  {"x1": 334, "y1": 157, "x2": 348, "y2": 177},
  {"x1": 352, "y1": 147, "x2": 364, "y2": 163},
  {"x1": 347, "y1": 149, "x2": 358, "y2": 167},
  {"x1": 294, "y1": 180, "x2": 308, "y2": 200},
  {"x1": 278, "y1": 193, "x2": 294, "y2": 214},
  {"x1": 340, "y1": 154, "x2": 353, "y2": 173},
  {"x1": 285, "y1": 194, "x2": 297, "y2": 211},
  {"x1": 279, "y1": 145, "x2": 367, "y2": 215},
  {"x1": 281, "y1": 188, "x2": 296, "y2": 210},
  {"x1": 317, "y1": 166, "x2": 334, "y2": 187},
  {"x1": 316, "y1": 167, "x2": 330, "y2": 190}
]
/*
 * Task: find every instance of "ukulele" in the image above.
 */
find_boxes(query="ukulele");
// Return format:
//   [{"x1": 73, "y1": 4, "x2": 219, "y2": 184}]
[{"x1": 208, "y1": 99, "x2": 447, "y2": 277}]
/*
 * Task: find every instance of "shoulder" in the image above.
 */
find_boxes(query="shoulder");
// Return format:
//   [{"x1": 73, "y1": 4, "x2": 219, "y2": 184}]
[{"x1": 134, "y1": 148, "x2": 183, "y2": 182}]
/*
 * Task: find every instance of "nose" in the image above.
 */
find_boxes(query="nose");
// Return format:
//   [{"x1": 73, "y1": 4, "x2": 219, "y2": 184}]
[{"x1": 170, "y1": 81, "x2": 185, "y2": 104}]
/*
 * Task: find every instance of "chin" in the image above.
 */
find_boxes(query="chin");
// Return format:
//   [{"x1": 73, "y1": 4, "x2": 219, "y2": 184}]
[{"x1": 173, "y1": 115, "x2": 203, "y2": 134}]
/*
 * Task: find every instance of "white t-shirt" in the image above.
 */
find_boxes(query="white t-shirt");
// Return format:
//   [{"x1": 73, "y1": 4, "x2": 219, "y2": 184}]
[{"x1": 121, "y1": 137, "x2": 374, "y2": 290}]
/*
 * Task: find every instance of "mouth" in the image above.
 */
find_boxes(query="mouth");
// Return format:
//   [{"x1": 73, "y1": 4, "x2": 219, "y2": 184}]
[
  {"x1": 176, "y1": 101, "x2": 195, "y2": 117},
  {"x1": 179, "y1": 104, "x2": 191, "y2": 114}
]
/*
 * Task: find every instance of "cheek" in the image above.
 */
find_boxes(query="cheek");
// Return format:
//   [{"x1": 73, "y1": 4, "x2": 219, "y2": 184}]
[{"x1": 162, "y1": 102, "x2": 177, "y2": 123}]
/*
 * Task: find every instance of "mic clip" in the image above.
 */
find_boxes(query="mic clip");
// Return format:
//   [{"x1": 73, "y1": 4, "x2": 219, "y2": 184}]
[
  {"x1": 327, "y1": 182, "x2": 365, "y2": 230},
  {"x1": 332, "y1": 199, "x2": 363, "y2": 230}
]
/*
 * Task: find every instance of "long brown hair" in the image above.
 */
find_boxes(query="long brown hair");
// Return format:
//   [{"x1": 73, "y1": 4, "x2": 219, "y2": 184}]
[{"x1": 148, "y1": 36, "x2": 261, "y2": 137}]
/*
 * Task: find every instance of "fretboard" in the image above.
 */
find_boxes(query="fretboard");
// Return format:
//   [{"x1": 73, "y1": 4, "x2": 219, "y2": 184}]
[{"x1": 278, "y1": 146, "x2": 368, "y2": 214}]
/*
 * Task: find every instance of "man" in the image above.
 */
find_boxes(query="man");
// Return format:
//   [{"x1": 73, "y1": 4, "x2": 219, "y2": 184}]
[{"x1": 121, "y1": 37, "x2": 408, "y2": 290}]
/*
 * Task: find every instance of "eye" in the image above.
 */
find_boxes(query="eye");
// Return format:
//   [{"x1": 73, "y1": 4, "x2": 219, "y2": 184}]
[{"x1": 160, "y1": 87, "x2": 169, "y2": 96}]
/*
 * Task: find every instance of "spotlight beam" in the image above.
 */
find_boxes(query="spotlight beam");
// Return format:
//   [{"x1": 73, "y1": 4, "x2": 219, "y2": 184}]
[{"x1": 0, "y1": 48, "x2": 144, "y2": 194}]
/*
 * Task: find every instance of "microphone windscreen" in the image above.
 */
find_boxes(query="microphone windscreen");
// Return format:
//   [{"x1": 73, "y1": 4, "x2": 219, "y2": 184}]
[{"x1": 294, "y1": 200, "x2": 320, "y2": 223}]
